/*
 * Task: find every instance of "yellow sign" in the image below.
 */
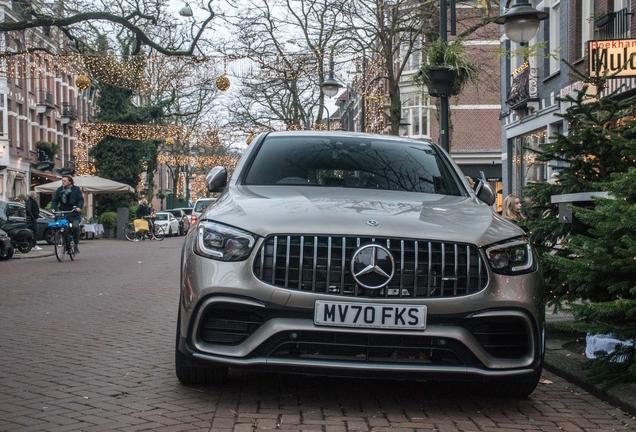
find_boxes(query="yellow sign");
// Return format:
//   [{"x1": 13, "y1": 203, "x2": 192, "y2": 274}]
[{"x1": 588, "y1": 39, "x2": 636, "y2": 78}]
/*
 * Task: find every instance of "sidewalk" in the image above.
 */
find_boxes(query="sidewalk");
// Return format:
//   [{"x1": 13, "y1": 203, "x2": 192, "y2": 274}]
[
  {"x1": 545, "y1": 309, "x2": 636, "y2": 416},
  {"x1": 12, "y1": 240, "x2": 56, "y2": 259}
]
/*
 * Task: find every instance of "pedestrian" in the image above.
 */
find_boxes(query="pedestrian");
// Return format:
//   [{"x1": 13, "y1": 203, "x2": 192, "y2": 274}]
[
  {"x1": 502, "y1": 194, "x2": 526, "y2": 223},
  {"x1": 51, "y1": 175, "x2": 84, "y2": 254},
  {"x1": 25, "y1": 191, "x2": 43, "y2": 251}
]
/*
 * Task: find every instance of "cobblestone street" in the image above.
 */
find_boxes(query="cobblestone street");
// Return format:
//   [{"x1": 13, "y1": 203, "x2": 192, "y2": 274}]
[{"x1": 1, "y1": 237, "x2": 634, "y2": 431}]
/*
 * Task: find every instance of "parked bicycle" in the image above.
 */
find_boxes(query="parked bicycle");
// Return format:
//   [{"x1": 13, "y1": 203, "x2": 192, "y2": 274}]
[
  {"x1": 49, "y1": 209, "x2": 77, "y2": 261},
  {"x1": 124, "y1": 214, "x2": 165, "y2": 241}
]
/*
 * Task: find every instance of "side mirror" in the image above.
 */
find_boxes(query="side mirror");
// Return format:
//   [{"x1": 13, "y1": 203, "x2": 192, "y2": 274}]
[
  {"x1": 474, "y1": 179, "x2": 495, "y2": 206},
  {"x1": 205, "y1": 166, "x2": 227, "y2": 193}
]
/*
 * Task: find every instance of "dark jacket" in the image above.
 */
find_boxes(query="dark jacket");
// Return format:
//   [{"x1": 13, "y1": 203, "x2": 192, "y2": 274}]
[
  {"x1": 51, "y1": 185, "x2": 84, "y2": 221},
  {"x1": 26, "y1": 197, "x2": 40, "y2": 222},
  {"x1": 136, "y1": 204, "x2": 149, "y2": 219}
]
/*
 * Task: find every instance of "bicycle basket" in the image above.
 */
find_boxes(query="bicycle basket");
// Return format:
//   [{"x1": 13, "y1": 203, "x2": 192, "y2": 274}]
[{"x1": 48, "y1": 219, "x2": 69, "y2": 228}]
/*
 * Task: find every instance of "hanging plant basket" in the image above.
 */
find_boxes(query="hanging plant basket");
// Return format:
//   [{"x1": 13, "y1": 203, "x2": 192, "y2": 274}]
[{"x1": 426, "y1": 67, "x2": 458, "y2": 97}]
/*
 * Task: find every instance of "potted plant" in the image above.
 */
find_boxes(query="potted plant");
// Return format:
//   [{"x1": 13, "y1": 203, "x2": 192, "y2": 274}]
[
  {"x1": 36, "y1": 141, "x2": 60, "y2": 161},
  {"x1": 99, "y1": 211, "x2": 117, "y2": 238},
  {"x1": 415, "y1": 38, "x2": 477, "y2": 97}
]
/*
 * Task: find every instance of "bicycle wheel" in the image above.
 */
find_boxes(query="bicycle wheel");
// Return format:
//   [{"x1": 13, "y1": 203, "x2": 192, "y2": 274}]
[
  {"x1": 68, "y1": 237, "x2": 75, "y2": 261},
  {"x1": 152, "y1": 225, "x2": 165, "y2": 241},
  {"x1": 124, "y1": 223, "x2": 137, "y2": 241},
  {"x1": 54, "y1": 231, "x2": 65, "y2": 262}
]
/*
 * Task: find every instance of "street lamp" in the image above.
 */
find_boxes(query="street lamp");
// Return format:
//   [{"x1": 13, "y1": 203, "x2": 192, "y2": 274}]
[
  {"x1": 179, "y1": 3, "x2": 193, "y2": 17},
  {"x1": 320, "y1": 37, "x2": 368, "y2": 132},
  {"x1": 494, "y1": 0, "x2": 549, "y2": 44},
  {"x1": 306, "y1": 104, "x2": 331, "y2": 130}
]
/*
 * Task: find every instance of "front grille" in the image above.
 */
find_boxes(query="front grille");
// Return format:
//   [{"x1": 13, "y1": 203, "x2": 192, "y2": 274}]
[{"x1": 253, "y1": 235, "x2": 488, "y2": 298}]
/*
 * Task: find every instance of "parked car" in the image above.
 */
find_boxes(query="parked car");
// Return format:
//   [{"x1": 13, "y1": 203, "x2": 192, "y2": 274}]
[
  {"x1": 3, "y1": 200, "x2": 57, "y2": 244},
  {"x1": 192, "y1": 198, "x2": 216, "y2": 223},
  {"x1": 176, "y1": 207, "x2": 194, "y2": 226},
  {"x1": 165, "y1": 208, "x2": 190, "y2": 236},
  {"x1": 153, "y1": 211, "x2": 180, "y2": 236},
  {"x1": 176, "y1": 131, "x2": 543, "y2": 397}
]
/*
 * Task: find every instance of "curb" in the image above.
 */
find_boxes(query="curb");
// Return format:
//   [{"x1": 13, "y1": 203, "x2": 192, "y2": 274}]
[{"x1": 545, "y1": 322, "x2": 636, "y2": 417}]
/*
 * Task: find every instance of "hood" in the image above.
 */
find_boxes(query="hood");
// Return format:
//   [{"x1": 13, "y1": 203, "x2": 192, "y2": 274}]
[{"x1": 201, "y1": 186, "x2": 524, "y2": 247}]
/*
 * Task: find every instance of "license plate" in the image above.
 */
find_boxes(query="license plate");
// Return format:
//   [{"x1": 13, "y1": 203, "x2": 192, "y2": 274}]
[{"x1": 314, "y1": 301, "x2": 426, "y2": 329}]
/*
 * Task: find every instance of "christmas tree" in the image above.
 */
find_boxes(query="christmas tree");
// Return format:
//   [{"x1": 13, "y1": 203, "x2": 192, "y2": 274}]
[{"x1": 524, "y1": 65, "x2": 636, "y2": 386}]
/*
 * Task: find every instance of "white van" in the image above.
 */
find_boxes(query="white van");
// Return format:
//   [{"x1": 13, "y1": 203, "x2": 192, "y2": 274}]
[{"x1": 192, "y1": 198, "x2": 216, "y2": 223}]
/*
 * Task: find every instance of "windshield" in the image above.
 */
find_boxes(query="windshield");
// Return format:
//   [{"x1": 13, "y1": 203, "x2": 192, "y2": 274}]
[
  {"x1": 243, "y1": 136, "x2": 461, "y2": 195},
  {"x1": 156, "y1": 214, "x2": 168, "y2": 221}
]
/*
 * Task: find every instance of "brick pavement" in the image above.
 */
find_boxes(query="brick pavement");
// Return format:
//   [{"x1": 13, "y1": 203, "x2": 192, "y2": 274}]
[{"x1": 1, "y1": 237, "x2": 635, "y2": 431}]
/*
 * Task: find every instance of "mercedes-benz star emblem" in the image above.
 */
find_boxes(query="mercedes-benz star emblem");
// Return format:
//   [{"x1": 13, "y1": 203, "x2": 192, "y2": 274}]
[
  {"x1": 366, "y1": 220, "x2": 379, "y2": 226},
  {"x1": 351, "y1": 244, "x2": 395, "y2": 289}
]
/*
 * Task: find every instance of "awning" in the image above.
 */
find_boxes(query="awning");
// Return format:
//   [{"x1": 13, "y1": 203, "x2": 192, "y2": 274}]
[{"x1": 31, "y1": 170, "x2": 61, "y2": 182}]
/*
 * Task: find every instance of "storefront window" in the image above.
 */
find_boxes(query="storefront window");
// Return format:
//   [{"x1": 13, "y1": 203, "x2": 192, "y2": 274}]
[{"x1": 511, "y1": 129, "x2": 547, "y2": 197}]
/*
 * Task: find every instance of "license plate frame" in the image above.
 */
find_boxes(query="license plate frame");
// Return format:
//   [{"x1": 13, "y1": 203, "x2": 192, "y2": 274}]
[{"x1": 314, "y1": 301, "x2": 427, "y2": 330}]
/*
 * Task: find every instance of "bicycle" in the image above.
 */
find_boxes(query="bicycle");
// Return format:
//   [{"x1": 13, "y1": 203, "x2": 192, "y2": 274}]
[
  {"x1": 48, "y1": 209, "x2": 78, "y2": 262},
  {"x1": 124, "y1": 214, "x2": 165, "y2": 241}
]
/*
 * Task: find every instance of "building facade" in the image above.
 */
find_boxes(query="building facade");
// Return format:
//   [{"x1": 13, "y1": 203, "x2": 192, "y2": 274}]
[
  {"x1": 0, "y1": 0, "x2": 96, "y2": 204},
  {"x1": 499, "y1": 0, "x2": 633, "y2": 198}
]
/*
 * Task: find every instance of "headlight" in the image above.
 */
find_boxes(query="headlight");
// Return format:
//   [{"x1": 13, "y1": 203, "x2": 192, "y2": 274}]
[
  {"x1": 485, "y1": 237, "x2": 535, "y2": 274},
  {"x1": 195, "y1": 221, "x2": 257, "y2": 261}
]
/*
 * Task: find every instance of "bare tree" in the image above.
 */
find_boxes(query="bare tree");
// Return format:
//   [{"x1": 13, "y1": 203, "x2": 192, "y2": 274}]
[
  {"x1": 222, "y1": 0, "x2": 348, "y2": 130},
  {"x1": 1, "y1": 0, "x2": 216, "y2": 55}
]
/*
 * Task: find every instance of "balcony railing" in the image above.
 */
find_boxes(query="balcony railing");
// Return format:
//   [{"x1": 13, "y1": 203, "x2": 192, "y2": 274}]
[
  {"x1": 595, "y1": 8, "x2": 632, "y2": 40},
  {"x1": 37, "y1": 89, "x2": 54, "y2": 107},
  {"x1": 505, "y1": 62, "x2": 539, "y2": 114},
  {"x1": 61, "y1": 103, "x2": 78, "y2": 120}
]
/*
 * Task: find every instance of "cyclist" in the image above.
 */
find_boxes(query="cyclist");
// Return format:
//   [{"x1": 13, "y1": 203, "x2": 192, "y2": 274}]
[
  {"x1": 135, "y1": 198, "x2": 151, "y2": 241},
  {"x1": 51, "y1": 175, "x2": 84, "y2": 254}
]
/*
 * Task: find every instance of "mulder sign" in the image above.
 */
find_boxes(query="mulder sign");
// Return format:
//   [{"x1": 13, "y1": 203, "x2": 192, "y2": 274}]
[{"x1": 588, "y1": 39, "x2": 636, "y2": 78}]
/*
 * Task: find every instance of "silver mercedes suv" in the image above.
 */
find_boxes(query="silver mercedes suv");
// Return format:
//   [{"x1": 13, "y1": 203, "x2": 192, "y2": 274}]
[{"x1": 176, "y1": 131, "x2": 544, "y2": 396}]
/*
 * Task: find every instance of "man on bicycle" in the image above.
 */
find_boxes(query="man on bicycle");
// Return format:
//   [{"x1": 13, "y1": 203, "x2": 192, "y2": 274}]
[
  {"x1": 51, "y1": 175, "x2": 84, "y2": 254},
  {"x1": 135, "y1": 198, "x2": 151, "y2": 241}
]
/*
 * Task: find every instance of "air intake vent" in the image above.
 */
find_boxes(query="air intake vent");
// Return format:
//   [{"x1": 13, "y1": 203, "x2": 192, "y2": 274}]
[{"x1": 199, "y1": 309, "x2": 263, "y2": 345}]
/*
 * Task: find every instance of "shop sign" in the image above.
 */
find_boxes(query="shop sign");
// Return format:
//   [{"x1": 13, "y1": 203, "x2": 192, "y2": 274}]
[{"x1": 588, "y1": 39, "x2": 636, "y2": 78}]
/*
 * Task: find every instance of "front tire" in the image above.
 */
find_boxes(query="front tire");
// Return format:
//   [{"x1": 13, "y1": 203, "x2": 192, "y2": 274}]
[
  {"x1": 0, "y1": 244, "x2": 14, "y2": 261},
  {"x1": 44, "y1": 228, "x2": 56, "y2": 245},
  {"x1": 175, "y1": 311, "x2": 228, "y2": 385},
  {"x1": 54, "y1": 231, "x2": 65, "y2": 262},
  {"x1": 124, "y1": 224, "x2": 136, "y2": 241},
  {"x1": 153, "y1": 225, "x2": 165, "y2": 241},
  {"x1": 17, "y1": 241, "x2": 32, "y2": 253}
]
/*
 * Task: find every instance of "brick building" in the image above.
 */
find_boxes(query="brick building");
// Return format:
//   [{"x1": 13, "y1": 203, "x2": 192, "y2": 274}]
[{"x1": 0, "y1": 0, "x2": 96, "y2": 204}]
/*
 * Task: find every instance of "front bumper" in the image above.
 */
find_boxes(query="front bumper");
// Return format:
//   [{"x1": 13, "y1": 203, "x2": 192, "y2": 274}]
[{"x1": 178, "y1": 295, "x2": 545, "y2": 380}]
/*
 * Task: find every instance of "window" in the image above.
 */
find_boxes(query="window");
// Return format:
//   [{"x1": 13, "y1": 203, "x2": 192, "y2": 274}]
[
  {"x1": 549, "y1": 0, "x2": 560, "y2": 74},
  {"x1": 0, "y1": 95, "x2": 4, "y2": 136},
  {"x1": 511, "y1": 130, "x2": 547, "y2": 196},
  {"x1": 581, "y1": 0, "x2": 594, "y2": 56},
  {"x1": 402, "y1": 39, "x2": 422, "y2": 72},
  {"x1": 401, "y1": 92, "x2": 429, "y2": 138}
]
